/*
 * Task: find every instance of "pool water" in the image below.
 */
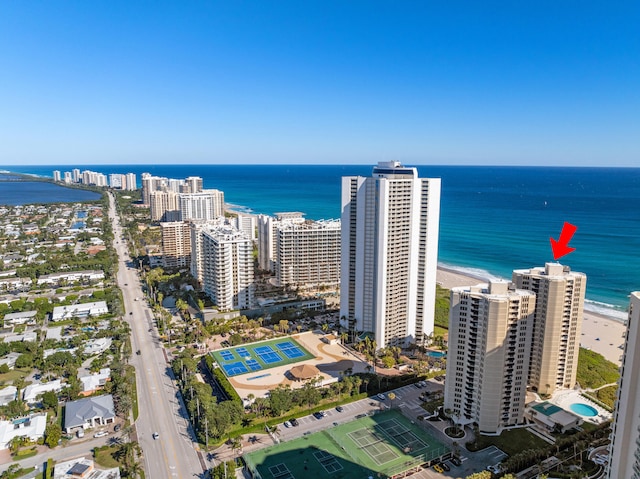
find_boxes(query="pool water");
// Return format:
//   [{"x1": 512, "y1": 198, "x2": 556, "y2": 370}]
[
  {"x1": 426, "y1": 350, "x2": 446, "y2": 358},
  {"x1": 570, "y1": 403, "x2": 598, "y2": 417}
]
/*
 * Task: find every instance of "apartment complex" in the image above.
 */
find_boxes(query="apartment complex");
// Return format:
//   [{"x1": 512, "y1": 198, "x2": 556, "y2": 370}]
[
  {"x1": 54, "y1": 169, "x2": 136, "y2": 190},
  {"x1": 141, "y1": 173, "x2": 203, "y2": 205},
  {"x1": 339, "y1": 161, "x2": 441, "y2": 348},
  {"x1": 150, "y1": 191, "x2": 180, "y2": 222},
  {"x1": 257, "y1": 213, "x2": 305, "y2": 272},
  {"x1": 179, "y1": 190, "x2": 225, "y2": 221},
  {"x1": 444, "y1": 281, "x2": 535, "y2": 433},
  {"x1": 607, "y1": 292, "x2": 640, "y2": 479},
  {"x1": 160, "y1": 222, "x2": 192, "y2": 269},
  {"x1": 275, "y1": 219, "x2": 341, "y2": 289},
  {"x1": 512, "y1": 263, "x2": 586, "y2": 395},
  {"x1": 200, "y1": 224, "x2": 254, "y2": 310}
]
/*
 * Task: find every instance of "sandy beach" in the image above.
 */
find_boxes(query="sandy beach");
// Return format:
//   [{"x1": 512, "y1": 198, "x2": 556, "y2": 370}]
[{"x1": 436, "y1": 265, "x2": 626, "y2": 365}]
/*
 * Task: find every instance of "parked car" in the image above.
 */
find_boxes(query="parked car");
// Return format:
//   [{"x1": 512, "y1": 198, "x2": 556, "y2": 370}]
[
  {"x1": 94, "y1": 431, "x2": 108, "y2": 438},
  {"x1": 114, "y1": 424, "x2": 121, "y2": 432},
  {"x1": 433, "y1": 464, "x2": 444, "y2": 473},
  {"x1": 335, "y1": 406, "x2": 344, "y2": 412},
  {"x1": 283, "y1": 421, "x2": 292, "y2": 428},
  {"x1": 290, "y1": 418, "x2": 299, "y2": 426},
  {"x1": 450, "y1": 456, "x2": 462, "y2": 466},
  {"x1": 441, "y1": 462, "x2": 450, "y2": 471},
  {"x1": 377, "y1": 393, "x2": 386, "y2": 400}
]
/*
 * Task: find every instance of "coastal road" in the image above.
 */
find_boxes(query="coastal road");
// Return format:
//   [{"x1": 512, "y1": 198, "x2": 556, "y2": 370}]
[{"x1": 108, "y1": 193, "x2": 205, "y2": 478}]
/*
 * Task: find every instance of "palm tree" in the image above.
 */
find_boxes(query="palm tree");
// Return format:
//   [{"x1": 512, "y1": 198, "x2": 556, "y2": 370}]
[
  {"x1": 321, "y1": 323, "x2": 329, "y2": 333},
  {"x1": 339, "y1": 332, "x2": 348, "y2": 345}
]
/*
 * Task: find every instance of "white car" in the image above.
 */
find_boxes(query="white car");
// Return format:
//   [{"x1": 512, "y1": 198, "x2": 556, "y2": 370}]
[
  {"x1": 283, "y1": 421, "x2": 292, "y2": 428},
  {"x1": 94, "y1": 431, "x2": 108, "y2": 438},
  {"x1": 377, "y1": 393, "x2": 386, "y2": 400}
]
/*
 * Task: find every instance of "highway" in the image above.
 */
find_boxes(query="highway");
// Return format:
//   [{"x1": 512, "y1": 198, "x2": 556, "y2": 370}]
[{"x1": 108, "y1": 193, "x2": 205, "y2": 478}]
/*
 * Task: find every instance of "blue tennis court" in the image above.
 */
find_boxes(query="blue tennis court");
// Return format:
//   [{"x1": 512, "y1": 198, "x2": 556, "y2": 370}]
[
  {"x1": 220, "y1": 351, "x2": 235, "y2": 361},
  {"x1": 246, "y1": 359, "x2": 263, "y2": 371},
  {"x1": 276, "y1": 342, "x2": 305, "y2": 359},
  {"x1": 236, "y1": 347, "x2": 249, "y2": 356},
  {"x1": 255, "y1": 346, "x2": 283, "y2": 364},
  {"x1": 222, "y1": 362, "x2": 248, "y2": 376}
]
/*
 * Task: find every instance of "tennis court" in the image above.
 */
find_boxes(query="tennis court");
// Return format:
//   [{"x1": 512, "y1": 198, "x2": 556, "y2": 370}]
[
  {"x1": 244, "y1": 409, "x2": 450, "y2": 479},
  {"x1": 210, "y1": 337, "x2": 315, "y2": 377}
]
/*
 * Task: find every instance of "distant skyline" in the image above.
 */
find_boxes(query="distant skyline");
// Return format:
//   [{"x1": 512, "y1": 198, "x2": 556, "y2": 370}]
[{"x1": 1, "y1": 2, "x2": 638, "y2": 166}]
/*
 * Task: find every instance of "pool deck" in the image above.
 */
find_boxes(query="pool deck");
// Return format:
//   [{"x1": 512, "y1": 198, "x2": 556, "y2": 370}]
[{"x1": 551, "y1": 389, "x2": 612, "y2": 424}]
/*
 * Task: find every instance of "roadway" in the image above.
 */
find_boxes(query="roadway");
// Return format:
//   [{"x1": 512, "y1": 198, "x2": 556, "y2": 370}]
[{"x1": 108, "y1": 193, "x2": 205, "y2": 478}]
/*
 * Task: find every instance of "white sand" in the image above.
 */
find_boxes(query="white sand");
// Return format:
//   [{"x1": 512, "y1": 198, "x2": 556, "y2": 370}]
[{"x1": 436, "y1": 266, "x2": 625, "y2": 365}]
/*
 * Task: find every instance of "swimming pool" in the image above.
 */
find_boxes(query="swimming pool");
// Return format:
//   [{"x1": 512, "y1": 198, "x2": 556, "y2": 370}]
[
  {"x1": 570, "y1": 403, "x2": 598, "y2": 417},
  {"x1": 426, "y1": 350, "x2": 446, "y2": 358}
]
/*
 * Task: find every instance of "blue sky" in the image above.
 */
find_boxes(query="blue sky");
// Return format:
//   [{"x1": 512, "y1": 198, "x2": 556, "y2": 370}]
[{"x1": 1, "y1": 1, "x2": 638, "y2": 166}]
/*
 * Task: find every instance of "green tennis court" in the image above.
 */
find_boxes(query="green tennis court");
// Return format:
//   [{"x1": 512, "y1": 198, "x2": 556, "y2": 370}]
[{"x1": 244, "y1": 409, "x2": 450, "y2": 479}]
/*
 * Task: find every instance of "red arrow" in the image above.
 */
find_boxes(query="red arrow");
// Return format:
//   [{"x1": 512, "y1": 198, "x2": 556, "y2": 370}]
[{"x1": 550, "y1": 222, "x2": 577, "y2": 260}]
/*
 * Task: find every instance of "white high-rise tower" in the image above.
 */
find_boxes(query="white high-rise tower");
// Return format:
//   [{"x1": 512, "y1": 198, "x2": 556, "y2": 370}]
[{"x1": 340, "y1": 161, "x2": 441, "y2": 348}]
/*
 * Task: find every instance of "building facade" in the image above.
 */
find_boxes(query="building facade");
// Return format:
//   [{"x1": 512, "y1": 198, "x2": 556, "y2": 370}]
[
  {"x1": 444, "y1": 281, "x2": 535, "y2": 433},
  {"x1": 150, "y1": 191, "x2": 180, "y2": 222},
  {"x1": 179, "y1": 190, "x2": 225, "y2": 221},
  {"x1": 257, "y1": 213, "x2": 305, "y2": 272},
  {"x1": 161, "y1": 221, "x2": 192, "y2": 269},
  {"x1": 512, "y1": 263, "x2": 586, "y2": 395},
  {"x1": 198, "y1": 224, "x2": 254, "y2": 310},
  {"x1": 339, "y1": 161, "x2": 441, "y2": 348},
  {"x1": 275, "y1": 219, "x2": 341, "y2": 289},
  {"x1": 607, "y1": 292, "x2": 640, "y2": 479}
]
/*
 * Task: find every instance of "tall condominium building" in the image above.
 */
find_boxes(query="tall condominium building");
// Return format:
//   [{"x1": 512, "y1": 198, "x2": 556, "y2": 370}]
[
  {"x1": 142, "y1": 173, "x2": 169, "y2": 204},
  {"x1": 160, "y1": 222, "x2": 192, "y2": 269},
  {"x1": 276, "y1": 219, "x2": 341, "y2": 289},
  {"x1": 179, "y1": 190, "x2": 225, "y2": 221},
  {"x1": 257, "y1": 213, "x2": 305, "y2": 272},
  {"x1": 233, "y1": 214, "x2": 257, "y2": 242},
  {"x1": 125, "y1": 173, "x2": 137, "y2": 190},
  {"x1": 607, "y1": 292, "x2": 640, "y2": 479},
  {"x1": 64, "y1": 172, "x2": 72, "y2": 184},
  {"x1": 444, "y1": 281, "x2": 535, "y2": 434},
  {"x1": 72, "y1": 169, "x2": 81, "y2": 183},
  {"x1": 109, "y1": 174, "x2": 124, "y2": 189},
  {"x1": 339, "y1": 161, "x2": 441, "y2": 348},
  {"x1": 150, "y1": 191, "x2": 180, "y2": 222},
  {"x1": 512, "y1": 263, "x2": 586, "y2": 395},
  {"x1": 185, "y1": 176, "x2": 203, "y2": 194},
  {"x1": 53, "y1": 170, "x2": 61, "y2": 182},
  {"x1": 200, "y1": 224, "x2": 254, "y2": 310}
]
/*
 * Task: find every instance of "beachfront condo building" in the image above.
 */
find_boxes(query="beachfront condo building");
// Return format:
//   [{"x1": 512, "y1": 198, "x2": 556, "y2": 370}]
[
  {"x1": 53, "y1": 170, "x2": 61, "y2": 182},
  {"x1": 125, "y1": 173, "x2": 137, "y2": 190},
  {"x1": 512, "y1": 263, "x2": 586, "y2": 395},
  {"x1": 233, "y1": 213, "x2": 257, "y2": 242},
  {"x1": 444, "y1": 281, "x2": 535, "y2": 433},
  {"x1": 160, "y1": 221, "x2": 192, "y2": 269},
  {"x1": 607, "y1": 291, "x2": 640, "y2": 479},
  {"x1": 339, "y1": 161, "x2": 441, "y2": 348},
  {"x1": 178, "y1": 190, "x2": 225, "y2": 221},
  {"x1": 199, "y1": 224, "x2": 254, "y2": 310},
  {"x1": 142, "y1": 173, "x2": 204, "y2": 204},
  {"x1": 257, "y1": 213, "x2": 305, "y2": 272},
  {"x1": 150, "y1": 191, "x2": 180, "y2": 222},
  {"x1": 275, "y1": 219, "x2": 341, "y2": 289},
  {"x1": 185, "y1": 176, "x2": 203, "y2": 194}
]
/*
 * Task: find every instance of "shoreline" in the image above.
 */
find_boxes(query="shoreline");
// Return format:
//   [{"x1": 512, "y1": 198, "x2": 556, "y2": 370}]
[{"x1": 436, "y1": 264, "x2": 626, "y2": 365}]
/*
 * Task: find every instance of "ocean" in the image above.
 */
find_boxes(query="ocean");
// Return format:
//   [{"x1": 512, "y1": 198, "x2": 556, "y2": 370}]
[{"x1": 4, "y1": 164, "x2": 639, "y2": 318}]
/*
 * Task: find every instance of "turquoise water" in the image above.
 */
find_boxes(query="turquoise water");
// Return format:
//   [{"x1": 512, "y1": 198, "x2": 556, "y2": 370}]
[
  {"x1": 6, "y1": 164, "x2": 640, "y2": 316},
  {"x1": 426, "y1": 351, "x2": 446, "y2": 358},
  {"x1": 569, "y1": 403, "x2": 598, "y2": 417}
]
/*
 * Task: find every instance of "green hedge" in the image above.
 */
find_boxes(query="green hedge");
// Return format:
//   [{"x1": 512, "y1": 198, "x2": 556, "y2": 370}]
[
  {"x1": 205, "y1": 357, "x2": 241, "y2": 403},
  {"x1": 45, "y1": 458, "x2": 54, "y2": 479}
]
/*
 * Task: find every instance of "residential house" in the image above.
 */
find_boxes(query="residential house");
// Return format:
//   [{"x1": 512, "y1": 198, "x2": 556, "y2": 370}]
[
  {"x1": 23, "y1": 380, "x2": 63, "y2": 404},
  {"x1": 79, "y1": 369, "x2": 111, "y2": 396},
  {"x1": 64, "y1": 395, "x2": 116, "y2": 433},
  {"x1": 0, "y1": 413, "x2": 47, "y2": 450}
]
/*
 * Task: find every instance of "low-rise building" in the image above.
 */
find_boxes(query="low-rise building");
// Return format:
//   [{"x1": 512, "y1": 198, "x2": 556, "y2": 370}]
[
  {"x1": 79, "y1": 369, "x2": 111, "y2": 396},
  {"x1": 23, "y1": 380, "x2": 63, "y2": 404},
  {"x1": 0, "y1": 386, "x2": 18, "y2": 406},
  {"x1": 0, "y1": 352, "x2": 22, "y2": 369},
  {"x1": 52, "y1": 301, "x2": 109, "y2": 321},
  {"x1": 526, "y1": 401, "x2": 583, "y2": 433},
  {"x1": 64, "y1": 395, "x2": 116, "y2": 433},
  {"x1": 2, "y1": 311, "x2": 37, "y2": 325},
  {"x1": 37, "y1": 270, "x2": 105, "y2": 286},
  {"x1": 53, "y1": 456, "x2": 120, "y2": 479},
  {"x1": 83, "y1": 338, "x2": 112, "y2": 355},
  {"x1": 3, "y1": 331, "x2": 38, "y2": 343},
  {"x1": 0, "y1": 413, "x2": 47, "y2": 450}
]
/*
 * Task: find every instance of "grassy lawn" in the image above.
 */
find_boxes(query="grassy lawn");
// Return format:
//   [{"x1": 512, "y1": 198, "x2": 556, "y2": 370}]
[
  {"x1": 434, "y1": 285, "x2": 450, "y2": 329},
  {"x1": 131, "y1": 369, "x2": 139, "y2": 420},
  {"x1": 433, "y1": 325, "x2": 448, "y2": 336},
  {"x1": 94, "y1": 445, "x2": 121, "y2": 468},
  {"x1": 467, "y1": 428, "x2": 549, "y2": 456},
  {"x1": 0, "y1": 367, "x2": 32, "y2": 384}
]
